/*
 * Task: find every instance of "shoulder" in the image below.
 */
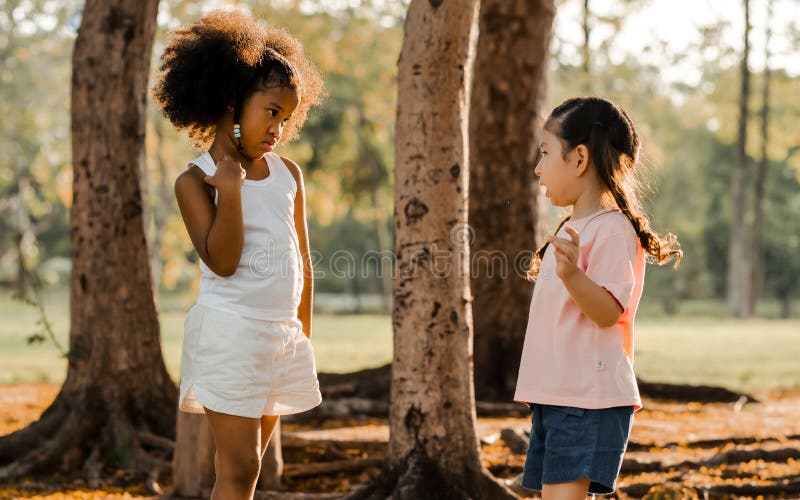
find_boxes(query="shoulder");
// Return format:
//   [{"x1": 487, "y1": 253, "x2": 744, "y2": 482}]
[
  {"x1": 175, "y1": 163, "x2": 212, "y2": 198},
  {"x1": 574, "y1": 211, "x2": 637, "y2": 247},
  {"x1": 601, "y1": 211, "x2": 636, "y2": 237},
  {"x1": 278, "y1": 155, "x2": 304, "y2": 189},
  {"x1": 588, "y1": 212, "x2": 639, "y2": 255}
]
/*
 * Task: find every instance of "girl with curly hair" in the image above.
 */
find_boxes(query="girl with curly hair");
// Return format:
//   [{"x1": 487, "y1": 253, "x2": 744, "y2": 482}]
[{"x1": 152, "y1": 10, "x2": 325, "y2": 499}]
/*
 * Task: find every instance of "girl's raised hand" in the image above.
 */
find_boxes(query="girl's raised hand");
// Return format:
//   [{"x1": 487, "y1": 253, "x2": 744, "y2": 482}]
[
  {"x1": 204, "y1": 155, "x2": 245, "y2": 192},
  {"x1": 549, "y1": 226, "x2": 581, "y2": 282}
]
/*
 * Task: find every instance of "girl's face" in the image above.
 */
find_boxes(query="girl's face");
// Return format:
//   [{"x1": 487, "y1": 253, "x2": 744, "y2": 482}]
[
  {"x1": 237, "y1": 85, "x2": 300, "y2": 157},
  {"x1": 534, "y1": 128, "x2": 582, "y2": 207}
]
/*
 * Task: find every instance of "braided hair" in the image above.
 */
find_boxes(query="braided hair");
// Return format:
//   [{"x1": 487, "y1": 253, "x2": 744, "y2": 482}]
[{"x1": 527, "y1": 97, "x2": 682, "y2": 281}]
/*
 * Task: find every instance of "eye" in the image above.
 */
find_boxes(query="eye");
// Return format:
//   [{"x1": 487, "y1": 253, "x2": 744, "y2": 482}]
[
  {"x1": 266, "y1": 109, "x2": 278, "y2": 117},
  {"x1": 282, "y1": 117, "x2": 290, "y2": 124}
]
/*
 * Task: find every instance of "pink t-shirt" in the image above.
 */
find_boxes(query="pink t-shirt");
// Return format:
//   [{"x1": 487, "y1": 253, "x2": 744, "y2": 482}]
[{"x1": 514, "y1": 209, "x2": 645, "y2": 411}]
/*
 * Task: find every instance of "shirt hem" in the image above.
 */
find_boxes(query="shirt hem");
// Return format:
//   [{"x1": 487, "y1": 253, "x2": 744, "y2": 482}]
[{"x1": 513, "y1": 392, "x2": 642, "y2": 412}]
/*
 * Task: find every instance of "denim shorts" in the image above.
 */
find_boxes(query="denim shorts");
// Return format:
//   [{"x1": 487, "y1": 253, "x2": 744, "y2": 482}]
[{"x1": 521, "y1": 404, "x2": 634, "y2": 495}]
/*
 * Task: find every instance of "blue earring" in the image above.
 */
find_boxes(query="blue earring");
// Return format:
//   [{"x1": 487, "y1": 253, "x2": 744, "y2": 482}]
[{"x1": 233, "y1": 124, "x2": 241, "y2": 138}]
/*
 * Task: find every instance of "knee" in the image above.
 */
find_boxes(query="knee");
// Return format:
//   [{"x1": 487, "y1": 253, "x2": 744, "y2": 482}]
[{"x1": 219, "y1": 451, "x2": 261, "y2": 487}]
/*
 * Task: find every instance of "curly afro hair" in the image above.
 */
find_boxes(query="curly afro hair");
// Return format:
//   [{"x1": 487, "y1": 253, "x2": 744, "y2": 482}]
[{"x1": 151, "y1": 9, "x2": 325, "y2": 149}]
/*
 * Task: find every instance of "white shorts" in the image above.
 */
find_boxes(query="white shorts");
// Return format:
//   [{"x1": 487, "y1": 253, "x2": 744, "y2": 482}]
[{"x1": 178, "y1": 304, "x2": 322, "y2": 418}]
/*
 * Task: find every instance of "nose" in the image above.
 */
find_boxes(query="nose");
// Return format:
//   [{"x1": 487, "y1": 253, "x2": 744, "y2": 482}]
[
  {"x1": 534, "y1": 159, "x2": 542, "y2": 177},
  {"x1": 267, "y1": 120, "x2": 284, "y2": 137}
]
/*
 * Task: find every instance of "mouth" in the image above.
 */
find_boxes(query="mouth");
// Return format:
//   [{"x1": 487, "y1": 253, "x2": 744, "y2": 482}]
[
  {"x1": 261, "y1": 139, "x2": 277, "y2": 151},
  {"x1": 538, "y1": 183, "x2": 549, "y2": 198}
]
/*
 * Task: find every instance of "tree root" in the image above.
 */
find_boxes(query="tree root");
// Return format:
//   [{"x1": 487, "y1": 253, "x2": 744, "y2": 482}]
[
  {"x1": 345, "y1": 454, "x2": 517, "y2": 500},
  {"x1": 0, "y1": 406, "x2": 62, "y2": 462},
  {"x1": 0, "y1": 405, "x2": 176, "y2": 490},
  {"x1": 622, "y1": 446, "x2": 800, "y2": 474},
  {"x1": 0, "y1": 411, "x2": 82, "y2": 479}
]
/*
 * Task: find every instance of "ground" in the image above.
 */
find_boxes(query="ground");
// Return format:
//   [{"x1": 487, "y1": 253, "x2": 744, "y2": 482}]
[{"x1": 1, "y1": 384, "x2": 799, "y2": 499}]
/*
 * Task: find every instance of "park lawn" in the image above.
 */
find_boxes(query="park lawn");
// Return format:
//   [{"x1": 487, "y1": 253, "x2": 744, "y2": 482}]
[{"x1": 0, "y1": 288, "x2": 797, "y2": 394}]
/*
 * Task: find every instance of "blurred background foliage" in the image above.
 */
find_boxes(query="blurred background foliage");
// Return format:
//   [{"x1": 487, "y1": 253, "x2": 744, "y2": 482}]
[{"x1": 1, "y1": 0, "x2": 798, "y2": 318}]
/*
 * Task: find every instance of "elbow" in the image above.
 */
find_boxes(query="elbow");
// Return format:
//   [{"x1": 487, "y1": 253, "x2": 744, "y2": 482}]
[
  {"x1": 597, "y1": 312, "x2": 623, "y2": 328},
  {"x1": 204, "y1": 256, "x2": 238, "y2": 277},
  {"x1": 213, "y1": 263, "x2": 238, "y2": 277}
]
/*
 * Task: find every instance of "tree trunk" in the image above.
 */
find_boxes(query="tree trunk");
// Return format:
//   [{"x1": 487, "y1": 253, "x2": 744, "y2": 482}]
[
  {"x1": 749, "y1": 0, "x2": 772, "y2": 315},
  {"x1": 470, "y1": 0, "x2": 555, "y2": 401},
  {"x1": 582, "y1": 0, "x2": 591, "y2": 93},
  {"x1": 257, "y1": 420, "x2": 284, "y2": 491},
  {"x1": 171, "y1": 412, "x2": 215, "y2": 497},
  {"x1": 727, "y1": 0, "x2": 752, "y2": 318},
  {"x1": 0, "y1": 0, "x2": 176, "y2": 484},
  {"x1": 349, "y1": 1, "x2": 514, "y2": 498},
  {"x1": 777, "y1": 289, "x2": 791, "y2": 318},
  {"x1": 149, "y1": 116, "x2": 173, "y2": 292},
  {"x1": 12, "y1": 166, "x2": 31, "y2": 295}
]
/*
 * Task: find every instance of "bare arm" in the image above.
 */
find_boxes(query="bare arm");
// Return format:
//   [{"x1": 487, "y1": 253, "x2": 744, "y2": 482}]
[
  {"x1": 282, "y1": 156, "x2": 314, "y2": 339},
  {"x1": 551, "y1": 227, "x2": 624, "y2": 328},
  {"x1": 174, "y1": 158, "x2": 245, "y2": 277}
]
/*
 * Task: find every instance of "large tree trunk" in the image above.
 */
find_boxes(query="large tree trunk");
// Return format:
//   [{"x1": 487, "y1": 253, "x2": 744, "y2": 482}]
[
  {"x1": 0, "y1": 0, "x2": 176, "y2": 486},
  {"x1": 749, "y1": 0, "x2": 772, "y2": 314},
  {"x1": 350, "y1": 1, "x2": 514, "y2": 498},
  {"x1": 470, "y1": 0, "x2": 555, "y2": 401},
  {"x1": 727, "y1": 0, "x2": 752, "y2": 318}
]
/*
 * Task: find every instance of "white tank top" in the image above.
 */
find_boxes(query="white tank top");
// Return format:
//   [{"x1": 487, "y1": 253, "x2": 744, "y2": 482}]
[{"x1": 190, "y1": 151, "x2": 303, "y2": 321}]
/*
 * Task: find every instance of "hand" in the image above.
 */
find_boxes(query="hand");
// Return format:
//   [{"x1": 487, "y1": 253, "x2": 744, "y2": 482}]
[
  {"x1": 548, "y1": 226, "x2": 581, "y2": 282},
  {"x1": 204, "y1": 155, "x2": 245, "y2": 192}
]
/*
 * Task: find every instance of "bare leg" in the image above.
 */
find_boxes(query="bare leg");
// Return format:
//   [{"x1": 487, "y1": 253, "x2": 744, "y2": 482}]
[
  {"x1": 205, "y1": 408, "x2": 262, "y2": 500},
  {"x1": 259, "y1": 414, "x2": 279, "y2": 458},
  {"x1": 542, "y1": 478, "x2": 591, "y2": 500}
]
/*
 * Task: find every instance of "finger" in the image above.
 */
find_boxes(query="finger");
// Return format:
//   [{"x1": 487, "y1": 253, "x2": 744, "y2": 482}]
[
  {"x1": 550, "y1": 237, "x2": 573, "y2": 253},
  {"x1": 564, "y1": 226, "x2": 580, "y2": 245}
]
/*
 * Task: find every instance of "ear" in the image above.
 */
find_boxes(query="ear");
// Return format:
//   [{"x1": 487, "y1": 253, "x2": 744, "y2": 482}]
[{"x1": 574, "y1": 144, "x2": 590, "y2": 177}]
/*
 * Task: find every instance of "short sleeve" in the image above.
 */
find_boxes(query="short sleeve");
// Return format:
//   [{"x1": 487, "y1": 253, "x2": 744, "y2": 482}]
[
  {"x1": 190, "y1": 152, "x2": 217, "y2": 177},
  {"x1": 585, "y1": 232, "x2": 637, "y2": 310}
]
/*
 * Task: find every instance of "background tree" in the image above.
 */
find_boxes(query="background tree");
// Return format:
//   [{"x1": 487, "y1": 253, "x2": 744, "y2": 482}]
[
  {"x1": 351, "y1": 0, "x2": 514, "y2": 497},
  {"x1": 0, "y1": 0, "x2": 73, "y2": 294},
  {"x1": 728, "y1": 0, "x2": 752, "y2": 318},
  {"x1": 469, "y1": 0, "x2": 555, "y2": 401},
  {"x1": 749, "y1": 0, "x2": 772, "y2": 314},
  {"x1": 0, "y1": 0, "x2": 176, "y2": 488}
]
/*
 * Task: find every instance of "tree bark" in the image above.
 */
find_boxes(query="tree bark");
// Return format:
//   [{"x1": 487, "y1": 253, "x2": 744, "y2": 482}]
[
  {"x1": 171, "y1": 412, "x2": 215, "y2": 497},
  {"x1": 470, "y1": 0, "x2": 555, "y2": 401},
  {"x1": 0, "y1": 0, "x2": 176, "y2": 482},
  {"x1": 349, "y1": 1, "x2": 514, "y2": 498},
  {"x1": 258, "y1": 420, "x2": 284, "y2": 491},
  {"x1": 727, "y1": 0, "x2": 752, "y2": 318},
  {"x1": 749, "y1": 0, "x2": 772, "y2": 314}
]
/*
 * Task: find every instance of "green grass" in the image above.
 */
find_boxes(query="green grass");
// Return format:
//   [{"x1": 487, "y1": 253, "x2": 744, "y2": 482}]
[
  {"x1": 0, "y1": 287, "x2": 393, "y2": 385},
  {"x1": 1, "y1": 287, "x2": 797, "y2": 395},
  {"x1": 634, "y1": 316, "x2": 799, "y2": 393}
]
